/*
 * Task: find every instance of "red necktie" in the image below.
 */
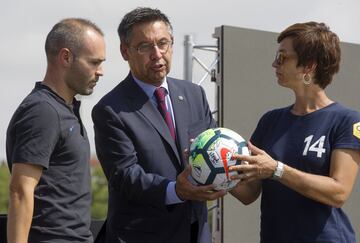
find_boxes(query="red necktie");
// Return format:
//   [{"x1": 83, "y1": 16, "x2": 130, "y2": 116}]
[{"x1": 154, "y1": 87, "x2": 176, "y2": 140}]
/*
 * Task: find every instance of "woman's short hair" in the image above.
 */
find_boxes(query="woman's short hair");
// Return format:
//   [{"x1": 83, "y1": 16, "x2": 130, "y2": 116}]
[{"x1": 278, "y1": 21, "x2": 341, "y2": 89}]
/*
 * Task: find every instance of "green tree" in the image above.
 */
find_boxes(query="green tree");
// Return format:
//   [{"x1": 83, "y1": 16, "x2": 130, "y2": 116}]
[
  {"x1": 91, "y1": 164, "x2": 108, "y2": 219},
  {"x1": 0, "y1": 160, "x2": 108, "y2": 219},
  {"x1": 0, "y1": 162, "x2": 10, "y2": 214}
]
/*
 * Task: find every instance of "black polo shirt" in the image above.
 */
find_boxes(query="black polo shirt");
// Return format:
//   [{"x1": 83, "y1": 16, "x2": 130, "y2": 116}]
[{"x1": 6, "y1": 82, "x2": 93, "y2": 242}]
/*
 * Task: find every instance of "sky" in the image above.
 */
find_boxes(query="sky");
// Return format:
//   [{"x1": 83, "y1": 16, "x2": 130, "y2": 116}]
[{"x1": 1, "y1": 0, "x2": 359, "y2": 161}]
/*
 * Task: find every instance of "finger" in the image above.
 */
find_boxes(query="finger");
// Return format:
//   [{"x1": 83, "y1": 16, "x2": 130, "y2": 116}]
[
  {"x1": 241, "y1": 172, "x2": 248, "y2": 179},
  {"x1": 183, "y1": 148, "x2": 189, "y2": 159},
  {"x1": 228, "y1": 164, "x2": 247, "y2": 172},
  {"x1": 178, "y1": 166, "x2": 192, "y2": 181},
  {"x1": 231, "y1": 168, "x2": 257, "y2": 179},
  {"x1": 231, "y1": 155, "x2": 257, "y2": 166},
  {"x1": 238, "y1": 175, "x2": 257, "y2": 184},
  {"x1": 182, "y1": 165, "x2": 191, "y2": 176},
  {"x1": 197, "y1": 183, "x2": 216, "y2": 192},
  {"x1": 206, "y1": 190, "x2": 227, "y2": 200},
  {"x1": 229, "y1": 174, "x2": 243, "y2": 180},
  {"x1": 247, "y1": 141, "x2": 264, "y2": 155},
  {"x1": 231, "y1": 153, "x2": 252, "y2": 161},
  {"x1": 231, "y1": 153, "x2": 241, "y2": 160},
  {"x1": 233, "y1": 172, "x2": 250, "y2": 183},
  {"x1": 229, "y1": 162, "x2": 257, "y2": 172},
  {"x1": 196, "y1": 188, "x2": 226, "y2": 200}
]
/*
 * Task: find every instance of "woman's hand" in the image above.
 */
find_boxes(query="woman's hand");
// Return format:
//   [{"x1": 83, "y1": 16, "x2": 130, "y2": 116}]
[{"x1": 229, "y1": 142, "x2": 277, "y2": 183}]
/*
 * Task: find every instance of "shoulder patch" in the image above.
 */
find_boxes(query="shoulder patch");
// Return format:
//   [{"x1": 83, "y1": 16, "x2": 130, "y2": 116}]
[{"x1": 353, "y1": 122, "x2": 360, "y2": 139}]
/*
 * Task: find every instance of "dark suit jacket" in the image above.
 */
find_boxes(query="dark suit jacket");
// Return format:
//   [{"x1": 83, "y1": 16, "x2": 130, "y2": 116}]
[{"x1": 92, "y1": 74, "x2": 216, "y2": 243}]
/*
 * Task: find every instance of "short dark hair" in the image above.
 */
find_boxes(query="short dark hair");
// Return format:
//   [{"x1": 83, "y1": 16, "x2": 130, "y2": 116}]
[
  {"x1": 45, "y1": 18, "x2": 104, "y2": 61},
  {"x1": 117, "y1": 7, "x2": 173, "y2": 44},
  {"x1": 278, "y1": 21, "x2": 341, "y2": 89}
]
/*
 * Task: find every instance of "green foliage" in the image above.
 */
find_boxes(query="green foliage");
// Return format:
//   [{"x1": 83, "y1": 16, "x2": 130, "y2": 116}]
[
  {"x1": 0, "y1": 161, "x2": 216, "y2": 227},
  {"x1": 91, "y1": 164, "x2": 108, "y2": 219},
  {"x1": 0, "y1": 161, "x2": 108, "y2": 219},
  {"x1": 0, "y1": 162, "x2": 10, "y2": 214}
]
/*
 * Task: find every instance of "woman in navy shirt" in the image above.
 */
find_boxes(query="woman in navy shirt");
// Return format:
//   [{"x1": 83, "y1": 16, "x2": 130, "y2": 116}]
[{"x1": 230, "y1": 22, "x2": 360, "y2": 243}]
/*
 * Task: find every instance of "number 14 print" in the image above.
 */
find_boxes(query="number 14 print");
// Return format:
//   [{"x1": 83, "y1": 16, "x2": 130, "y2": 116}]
[{"x1": 303, "y1": 135, "x2": 326, "y2": 158}]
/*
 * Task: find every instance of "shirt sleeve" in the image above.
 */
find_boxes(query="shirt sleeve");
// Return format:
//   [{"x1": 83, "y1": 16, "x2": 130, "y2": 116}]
[
  {"x1": 165, "y1": 181, "x2": 184, "y2": 205},
  {"x1": 10, "y1": 101, "x2": 60, "y2": 169},
  {"x1": 333, "y1": 110, "x2": 360, "y2": 150}
]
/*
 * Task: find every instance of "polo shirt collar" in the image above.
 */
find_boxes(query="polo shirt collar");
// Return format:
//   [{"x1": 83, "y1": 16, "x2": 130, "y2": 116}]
[{"x1": 35, "y1": 81, "x2": 80, "y2": 109}]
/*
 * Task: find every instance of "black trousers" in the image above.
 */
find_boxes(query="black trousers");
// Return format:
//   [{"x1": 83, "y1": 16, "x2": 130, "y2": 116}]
[{"x1": 190, "y1": 221, "x2": 199, "y2": 243}]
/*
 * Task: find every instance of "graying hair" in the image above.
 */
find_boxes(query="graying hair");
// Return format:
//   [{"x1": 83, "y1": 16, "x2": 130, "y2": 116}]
[{"x1": 117, "y1": 7, "x2": 173, "y2": 44}]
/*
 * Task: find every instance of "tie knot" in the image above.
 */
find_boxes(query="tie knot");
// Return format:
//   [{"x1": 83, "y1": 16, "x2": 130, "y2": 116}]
[{"x1": 154, "y1": 87, "x2": 167, "y2": 102}]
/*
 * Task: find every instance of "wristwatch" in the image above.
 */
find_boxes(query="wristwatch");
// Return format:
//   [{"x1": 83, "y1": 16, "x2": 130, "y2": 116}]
[{"x1": 272, "y1": 161, "x2": 284, "y2": 180}]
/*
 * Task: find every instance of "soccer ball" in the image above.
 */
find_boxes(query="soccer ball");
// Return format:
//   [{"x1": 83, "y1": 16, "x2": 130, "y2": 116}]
[{"x1": 189, "y1": 127, "x2": 249, "y2": 191}]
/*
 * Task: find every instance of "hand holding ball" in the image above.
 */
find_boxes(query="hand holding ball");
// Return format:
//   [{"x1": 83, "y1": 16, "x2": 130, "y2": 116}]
[{"x1": 189, "y1": 128, "x2": 249, "y2": 191}]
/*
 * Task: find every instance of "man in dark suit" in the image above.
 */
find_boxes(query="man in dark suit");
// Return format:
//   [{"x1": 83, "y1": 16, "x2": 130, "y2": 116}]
[{"x1": 92, "y1": 7, "x2": 225, "y2": 243}]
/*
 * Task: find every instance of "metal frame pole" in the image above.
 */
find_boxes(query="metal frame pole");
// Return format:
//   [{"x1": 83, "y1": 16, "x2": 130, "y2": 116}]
[
  {"x1": 183, "y1": 34, "x2": 221, "y2": 243},
  {"x1": 184, "y1": 35, "x2": 194, "y2": 82}
]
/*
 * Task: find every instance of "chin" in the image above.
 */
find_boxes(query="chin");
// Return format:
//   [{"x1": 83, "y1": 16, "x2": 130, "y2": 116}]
[
  {"x1": 79, "y1": 89, "x2": 93, "y2": 96},
  {"x1": 152, "y1": 74, "x2": 166, "y2": 83},
  {"x1": 87, "y1": 89, "x2": 94, "y2": 95},
  {"x1": 277, "y1": 79, "x2": 286, "y2": 87}
]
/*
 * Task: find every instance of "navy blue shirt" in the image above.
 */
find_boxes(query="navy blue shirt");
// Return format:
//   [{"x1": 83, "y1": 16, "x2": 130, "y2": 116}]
[
  {"x1": 251, "y1": 103, "x2": 360, "y2": 243},
  {"x1": 6, "y1": 82, "x2": 93, "y2": 242}
]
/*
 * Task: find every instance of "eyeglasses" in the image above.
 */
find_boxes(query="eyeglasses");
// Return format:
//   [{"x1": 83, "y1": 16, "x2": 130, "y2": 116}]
[
  {"x1": 274, "y1": 51, "x2": 296, "y2": 65},
  {"x1": 132, "y1": 39, "x2": 173, "y2": 55}
]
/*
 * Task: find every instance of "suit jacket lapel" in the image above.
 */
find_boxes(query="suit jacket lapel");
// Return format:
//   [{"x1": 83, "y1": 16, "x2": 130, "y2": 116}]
[
  {"x1": 168, "y1": 78, "x2": 189, "y2": 168},
  {"x1": 123, "y1": 75, "x2": 181, "y2": 166}
]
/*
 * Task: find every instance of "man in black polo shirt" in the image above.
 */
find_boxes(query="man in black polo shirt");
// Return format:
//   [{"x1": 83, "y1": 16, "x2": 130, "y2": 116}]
[{"x1": 6, "y1": 18, "x2": 106, "y2": 242}]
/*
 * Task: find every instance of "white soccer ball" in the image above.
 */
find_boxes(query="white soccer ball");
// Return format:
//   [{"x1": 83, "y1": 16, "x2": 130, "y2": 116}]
[{"x1": 189, "y1": 127, "x2": 249, "y2": 191}]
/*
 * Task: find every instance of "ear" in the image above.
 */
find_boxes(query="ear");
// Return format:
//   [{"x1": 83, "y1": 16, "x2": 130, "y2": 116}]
[
  {"x1": 120, "y1": 43, "x2": 130, "y2": 61},
  {"x1": 304, "y1": 62, "x2": 317, "y2": 75},
  {"x1": 58, "y1": 48, "x2": 73, "y2": 67}
]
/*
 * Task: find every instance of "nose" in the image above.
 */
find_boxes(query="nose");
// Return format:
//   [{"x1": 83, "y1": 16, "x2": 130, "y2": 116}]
[
  {"x1": 272, "y1": 59, "x2": 278, "y2": 68},
  {"x1": 150, "y1": 45, "x2": 163, "y2": 60},
  {"x1": 96, "y1": 65, "x2": 104, "y2": 77}
]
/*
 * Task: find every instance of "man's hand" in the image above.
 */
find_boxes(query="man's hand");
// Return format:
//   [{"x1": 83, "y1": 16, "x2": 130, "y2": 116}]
[{"x1": 175, "y1": 166, "x2": 226, "y2": 201}]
